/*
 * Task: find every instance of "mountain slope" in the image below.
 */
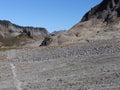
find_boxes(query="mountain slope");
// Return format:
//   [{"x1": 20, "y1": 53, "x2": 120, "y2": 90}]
[
  {"x1": 44, "y1": 0, "x2": 120, "y2": 46},
  {"x1": 0, "y1": 20, "x2": 48, "y2": 47},
  {"x1": 81, "y1": 0, "x2": 120, "y2": 23},
  {"x1": 68, "y1": 0, "x2": 120, "y2": 41}
]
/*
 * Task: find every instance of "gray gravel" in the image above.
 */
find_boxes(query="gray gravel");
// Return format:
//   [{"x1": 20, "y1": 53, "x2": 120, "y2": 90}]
[
  {"x1": 4, "y1": 41, "x2": 120, "y2": 62},
  {"x1": 0, "y1": 41, "x2": 120, "y2": 90}
]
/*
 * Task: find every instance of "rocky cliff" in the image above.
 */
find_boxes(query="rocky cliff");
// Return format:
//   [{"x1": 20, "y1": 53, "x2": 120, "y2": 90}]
[
  {"x1": 81, "y1": 0, "x2": 120, "y2": 23},
  {"x1": 0, "y1": 20, "x2": 48, "y2": 47}
]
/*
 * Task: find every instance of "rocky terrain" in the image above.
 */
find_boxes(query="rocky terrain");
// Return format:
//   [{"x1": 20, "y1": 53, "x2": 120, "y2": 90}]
[
  {"x1": 0, "y1": 20, "x2": 48, "y2": 47},
  {"x1": 44, "y1": 0, "x2": 120, "y2": 46},
  {"x1": 0, "y1": 40, "x2": 120, "y2": 90},
  {"x1": 0, "y1": 0, "x2": 120, "y2": 90}
]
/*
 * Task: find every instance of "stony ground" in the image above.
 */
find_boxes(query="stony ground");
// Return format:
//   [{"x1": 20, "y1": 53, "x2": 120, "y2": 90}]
[{"x1": 0, "y1": 41, "x2": 120, "y2": 90}]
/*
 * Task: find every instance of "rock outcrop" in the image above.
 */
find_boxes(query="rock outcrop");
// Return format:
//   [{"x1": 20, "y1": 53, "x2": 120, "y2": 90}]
[{"x1": 81, "y1": 0, "x2": 120, "y2": 23}]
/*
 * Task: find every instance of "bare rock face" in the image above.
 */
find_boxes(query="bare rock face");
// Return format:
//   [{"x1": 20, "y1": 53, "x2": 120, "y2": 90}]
[
  {"x1": 81, "y1": 0, "x2": 120, "y2": 23},
  {"x1": 0, "y1": 20, "x2": 48, "y2": 46}
]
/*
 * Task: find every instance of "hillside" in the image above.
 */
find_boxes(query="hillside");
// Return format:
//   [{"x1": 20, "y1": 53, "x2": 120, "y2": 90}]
[
  {"x1": 0, "y1": 20, "x2": 48, "y2": 47},
  {"x1": 43, "y1": 0, "x2": 120, "y2": 46}
]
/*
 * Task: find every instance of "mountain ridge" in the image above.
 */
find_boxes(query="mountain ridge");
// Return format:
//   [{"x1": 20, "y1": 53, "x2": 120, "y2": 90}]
[
  {"x1": 81, "y1": 0, "x2": 120, "y2": 23},
  {"x1": 0, "y1": 20, "x2": 48, "y2": 47}
]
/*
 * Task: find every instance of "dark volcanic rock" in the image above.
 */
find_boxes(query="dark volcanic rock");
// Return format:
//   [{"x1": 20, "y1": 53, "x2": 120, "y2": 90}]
[
  {"x1": 40, "y1": 36, "x2": 52, "y2": 46},
  {"x1": 81, "y1": 0, "x2": 120, "y2": 23}
]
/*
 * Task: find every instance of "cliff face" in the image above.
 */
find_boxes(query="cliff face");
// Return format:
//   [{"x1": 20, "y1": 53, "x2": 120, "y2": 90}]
[
  {"x1": 81, "y1": 0, "x2": 120, "y2": 23},
  {"x1": 0, "y1": 20, "x2": 48, "y2": 47}
]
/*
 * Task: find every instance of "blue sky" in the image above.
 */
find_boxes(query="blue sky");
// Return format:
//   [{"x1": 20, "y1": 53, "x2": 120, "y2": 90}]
[{"x1": 0, "y1": 0, "x2": 102, "y2": 32}]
